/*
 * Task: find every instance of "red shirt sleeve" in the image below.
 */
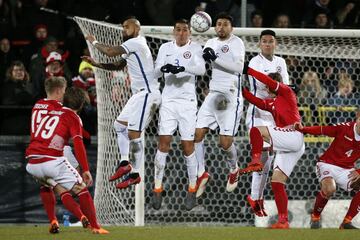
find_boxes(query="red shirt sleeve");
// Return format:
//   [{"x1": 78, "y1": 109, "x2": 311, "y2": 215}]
[
  {"x1": 300, "y1": 125, "x2": 339, "y2": 137},
  {"x1": 242, "y1": 87, "x2": 267, "y2": 110},
  {"x1": 73, "y1": 137, "x2": 89, "y2": 172},
  {"x1": 248, "y1": 67, "x2": 279, "y2": 92}
]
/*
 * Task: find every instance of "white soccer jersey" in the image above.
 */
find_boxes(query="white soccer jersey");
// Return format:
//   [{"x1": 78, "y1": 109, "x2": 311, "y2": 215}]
[
  {"x1": 246, "y1": 53, "x2": 289, "y2": 129},
  {"x1": 121, "y1": 35, "x2": 158, "y2": 93},
  {"x1": 204, "y1": 34, "x2": 245, "y2": 93},
  {"x1": 155, "y1": 40, "x2": 205, "y2": 101}
]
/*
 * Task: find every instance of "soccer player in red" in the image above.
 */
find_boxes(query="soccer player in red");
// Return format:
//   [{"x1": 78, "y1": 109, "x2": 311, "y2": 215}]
[
  {"x1": 241, "y1": 66, "x2": 305, "y2": 229},
  {"x1": 296, "y1": 113, "x2": 360, "y2": 229},
  {"x1": 26, "y1": 77, "x2": 108, "y2": 234}
]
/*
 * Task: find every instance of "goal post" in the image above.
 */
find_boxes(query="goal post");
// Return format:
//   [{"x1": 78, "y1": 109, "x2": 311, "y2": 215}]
[{"x1": 74, "y1": 16, "x2": 360, "y2": 227}]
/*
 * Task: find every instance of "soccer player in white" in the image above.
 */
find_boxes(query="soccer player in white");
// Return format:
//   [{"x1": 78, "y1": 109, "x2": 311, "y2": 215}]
[
  {"x1": 245, "y1": 29, "x2": 290, "y2": 217},
  {"x1": 83, "y1": 17, "x2": 161, "y2": 189},
  {"x1": 151, "y1": 19, "x2": 206, "y2": 211},
  {"x1": 195, "y1": 12, "x2": 245, "y2": 194}
]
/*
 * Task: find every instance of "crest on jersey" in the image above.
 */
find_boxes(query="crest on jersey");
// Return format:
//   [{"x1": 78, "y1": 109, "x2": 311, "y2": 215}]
[
  {"x1": 183, "y1": 51, "x2": 191, "y2": 59},
  {"x1": 221, "y1": 45, "x2": 229, "y2": 53},
  {"x1": 323, "y1": 171, "x2": 329, "y2": 175},
  {"x1": 276, "y1": 66, "x2": 282, "y2": 73}
]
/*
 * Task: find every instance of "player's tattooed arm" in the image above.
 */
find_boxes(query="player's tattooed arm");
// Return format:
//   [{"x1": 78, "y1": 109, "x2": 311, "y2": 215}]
[
  {"x1": 86, "y1": 35, "x2": 125, "y2": 57},
  {"x1": 81, "y1": 56, "x2": 127, "y2": 71}
]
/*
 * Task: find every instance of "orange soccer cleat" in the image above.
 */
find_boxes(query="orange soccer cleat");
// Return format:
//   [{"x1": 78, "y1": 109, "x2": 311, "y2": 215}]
[
  {"x1": 239, "y1": 153, "x2": 263, "y2": 175},
  {"x1": 269, "y1": 221, "x2": 290, "y2": 229},
  {"x1": 49, "y1": 219, "x2": 60, "y2": 234},
  {"x1": 152, "y1": 187, "x2": 163, "y2": 210},
  {"x1": 80, "y1": 215, "x2": 91, "y2": 229},
  {"x1": 92, "y1": 227, "x2": 109, "y2": 234},
  {"x1": 246, "y1": 195, "x2": 267, "y2": 217}
]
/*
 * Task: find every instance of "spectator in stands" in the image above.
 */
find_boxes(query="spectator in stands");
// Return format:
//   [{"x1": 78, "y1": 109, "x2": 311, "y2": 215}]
[
  {"x1": 327, "y1": 73, "x2": 359, "y2": 106},
  {"x1": 298, "y1": 71, "x2": 328, "y2": 105},
  {"x1": 302, "y1": 0, "x2": 335, "y2": 27},
  {"x1": 313, "y1": 10, "x2": 333, "y2": 28},
  {"x1": 72, "y1": 60, "x2": 97, "y2": 135},
  {"x1": 24, "y1": 24, "x2": 48, "y2": 67},
  {"x1": 0, "y1": 37, "x2": 16, "y2": 85},
  {"x1": 0, "y1": 61, "x2": 34, "y2": 134},
  {"x1": 250, "y1": 9, "x2": 263, "y2": 27},
  {"x1": 335, "y1": 1, "x2": 357, "y2": 28},
  {"x1": 273, "y1": 13, "x2": 291, "y2": 28},
  {"x1": 30, "y1": 36, "x2": 71, "y2": 100}
]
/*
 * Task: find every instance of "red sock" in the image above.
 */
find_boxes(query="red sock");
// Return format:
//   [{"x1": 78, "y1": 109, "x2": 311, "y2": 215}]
[
  {"x1": 250, "y1": 127, "x2": 263, "y2": 163},
  {"x1": 78, "y1": 188, "x2": 100, "y2": 229},
  {"x1": 60, "y1": 192, "x2": 84, "y2": 220},
  {"x1": 271, "y1": 182, "x2": 288, "y2": 222},
  {"x1": 40, "y1": 186, "x2": 57, "y2": 222},
  {"x1": 312, "y1": 191, "x2": 329, "y2": 217},
  {"x1": 344, "y1": 191, "x2": 360, "y2": 222}
]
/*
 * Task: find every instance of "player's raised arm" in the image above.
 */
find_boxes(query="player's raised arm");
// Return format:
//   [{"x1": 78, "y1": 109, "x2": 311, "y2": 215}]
[
  {"x1": 242, "y1": 87, "x2": 267, "y2": 110},
  {"x1": 86, "y1": 35, "x2": 125, "y2": 57},
  {"x1": 81, "y1": 56, "x2": 127, "y2": 71},
  {"x1": 245, "y1": 67, "x2": 280, "y2": 92}
]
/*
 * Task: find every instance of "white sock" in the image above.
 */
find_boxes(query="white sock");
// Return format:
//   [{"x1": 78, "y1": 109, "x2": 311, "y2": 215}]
[
  {"x1": 223, "y1": 143, "x2": 238, "y2": 173},
  {"x1": 129, "y1": 138, "x2": 143, "y2": 173},
  {"x1": 113, "y1": 121, "x2": 129, "y2": 161},
  {"x1": 154, "y1": 150, "x2": 168, "y2": 189},
  {"x1": 258, "y1": 152, "x2": 274, "y2": 199},
  {"x1": 185, "y1": 151, "x2": 197, "y2": 189},
  {"x1": 195, "y1": 140, "x2": 205, "y2": 177},
  {"x1": 250, "y1": 151, "x2": 273, "y2": 200}
]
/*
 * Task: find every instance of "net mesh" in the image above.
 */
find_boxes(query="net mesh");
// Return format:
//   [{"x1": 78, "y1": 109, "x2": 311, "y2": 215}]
[{"x1": 74, "y1": 17, "x2": 360, "y2": 226}]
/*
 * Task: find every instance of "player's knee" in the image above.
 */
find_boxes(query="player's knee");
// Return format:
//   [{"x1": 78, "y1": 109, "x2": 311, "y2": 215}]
[
  {"x1": 321, "y1": 185, "x2": 336, "y2": 198},
  {"x1": 194, "y1": 129, "x2": 205, "y2": 143},
  {"x1": 271, "y1": 169, "x2": 288, "y2": 183},
  {"x1": 219, "y1": 136, "x2": 232, "y2": 150},
  {"x1": 158, "y1": 143, "x2": 170, "y2": 153},
  {"x1": 182, "y1": 144, "x2": 194, "y2": 156},
  {"x1": 71, "y1": 182, "x2": 86, "y2": 194}
]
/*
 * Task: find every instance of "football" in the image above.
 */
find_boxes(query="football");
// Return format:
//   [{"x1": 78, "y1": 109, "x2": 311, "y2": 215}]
[{"x1": 190, "y1": 11, "x2": 212, "y2": 33}]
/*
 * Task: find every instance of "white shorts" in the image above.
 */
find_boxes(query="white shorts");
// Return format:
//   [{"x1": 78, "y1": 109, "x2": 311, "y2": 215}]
[
  {"x1": 117, "y1": 90, "x2": 161, "y2": 131},
  {"x1": 26, "y1": 157, "x2": 83, "y2": 190},
  {"x1": 316, "y1": 162, "x2": 354, "y2": 192},
  {"x1": 196, "y1": 91, "x2": 243, "y2": 136},
  {"x1": 268, "y1": 127, "x2": 305, "y2": 177},
  {"x1": 63, "y1": 145, "x2": 79, "y2": 169},
  {"x1": 159, "y1": 99, "x2": 197, "y2": 140},
  {"x1": 245, "y1": 104, "x2": 275, "y2": 130}
]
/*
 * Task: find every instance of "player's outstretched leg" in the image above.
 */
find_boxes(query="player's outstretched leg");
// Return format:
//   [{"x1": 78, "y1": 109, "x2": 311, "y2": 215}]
[
  {"x1": 239, "y1": 127, "x2": 264, "y2": 175},
  {"x1": 339, "y1": 191, "x2": 360, "y2": 229},
  {"x1": 224, "y1": 143, "x2": 240, "y2": 192},
  {"x1": 310, "y1": 214, "x2": 321, "y2": 229},
  {"x1": 269, "y1": 181, "x2": 289, "y2": 229},
  {"x1": 49, "y1": 219, "x2": 60, "y2": 234},
  {"x1": 246, "y1": 195, "x2": 263, "y2": 217},
  {"x1": 116, "y1": 138, "x2": 143, "y2": 189},
  {"x1": 152, "y1": 150, "x2": 167, "y2": 209},
  {"x1": 40, "y1": 186, "x2": 60, "y2": 233}
]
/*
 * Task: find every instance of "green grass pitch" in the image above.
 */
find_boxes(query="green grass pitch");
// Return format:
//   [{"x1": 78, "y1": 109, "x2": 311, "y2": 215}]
[{"x1": 0, "y1": 225, "x2": 358, "y2": 240}]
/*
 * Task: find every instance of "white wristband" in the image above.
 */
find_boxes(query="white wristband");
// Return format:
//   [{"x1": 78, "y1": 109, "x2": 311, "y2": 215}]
[{"x1": 92, "y1": 40, "x2": 99, "y2": 46}]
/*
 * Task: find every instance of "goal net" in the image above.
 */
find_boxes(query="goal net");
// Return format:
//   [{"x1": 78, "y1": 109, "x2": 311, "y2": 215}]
[{"x1": 74, "y1": 17, "x2": 360, "y2": 227}]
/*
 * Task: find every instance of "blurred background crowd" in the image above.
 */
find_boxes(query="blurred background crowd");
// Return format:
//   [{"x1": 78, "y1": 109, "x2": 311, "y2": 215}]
[{"x1": 1, "y1": 0, "x2": 360, "y2": 136}]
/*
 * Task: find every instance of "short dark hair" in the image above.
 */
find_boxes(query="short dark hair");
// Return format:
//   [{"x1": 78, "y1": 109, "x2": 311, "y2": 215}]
[
  {"x1": 174, "y1": 19, "x2": 190, "y2": 28},
  {"x1": 251, "y1": 10, "x2": 263, "y2": 19},
  {"x1": 63, "y1": 87, "x2": 87, "y2": 112},
  {"x1": 268, "y1": 72, "x2": 282, "y2": 83},
  {"x1": 215, "y1": 12, "x2": 233, "y2": 26},
  {"x1": 260, "y1": 29, "x2": 276, "y2": 38}
]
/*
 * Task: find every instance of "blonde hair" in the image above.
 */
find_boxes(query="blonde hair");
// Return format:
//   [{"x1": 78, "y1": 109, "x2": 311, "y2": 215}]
[
  {"x1": 44, "y1": 76, "x2": 67, "y2": 95},
  {"x1": 338, "y1": 73, "x2": 354, "y2": 88},
  {"x1": 301, "y1": 71, "x2": 322, "y2": 96}
]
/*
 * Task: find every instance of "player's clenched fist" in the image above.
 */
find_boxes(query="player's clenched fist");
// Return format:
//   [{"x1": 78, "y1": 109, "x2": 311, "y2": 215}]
[
  {"x1": 202, "y1": 47, "x2": 217, "y2": 62},
  {"x1": 160, "y1": 64, "x2": 185, "y2": 74}
]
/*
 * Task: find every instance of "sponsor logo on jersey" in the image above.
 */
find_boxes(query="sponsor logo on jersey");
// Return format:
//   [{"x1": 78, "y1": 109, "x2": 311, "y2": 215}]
[
  {"x1": 166, "y1": 54, "x2": 173, "y2": 57},
  {"x1": 183, "y1": 51, "x2": 191, "y2": 59},
  {"x1": 264, "y1": 69, "x2": 270, "y2": 72},
  {"x1": 221, "y1": 45, "x2": 229, "y2": 53},
  {"x1": 276, "y1": 66, "x2": 282, "y2": 73}
]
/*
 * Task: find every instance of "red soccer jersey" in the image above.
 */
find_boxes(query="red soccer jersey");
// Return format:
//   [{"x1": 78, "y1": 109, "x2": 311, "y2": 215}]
[
  {"x1": 301, "y1": 122, "x2": 360, "y2": 169},
  {"x1": 26, "y1": 99, "x2": 83, "y2": 158},
  {"x1": 243, "y1": 67, "x2": 301, "y2": 127}
]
